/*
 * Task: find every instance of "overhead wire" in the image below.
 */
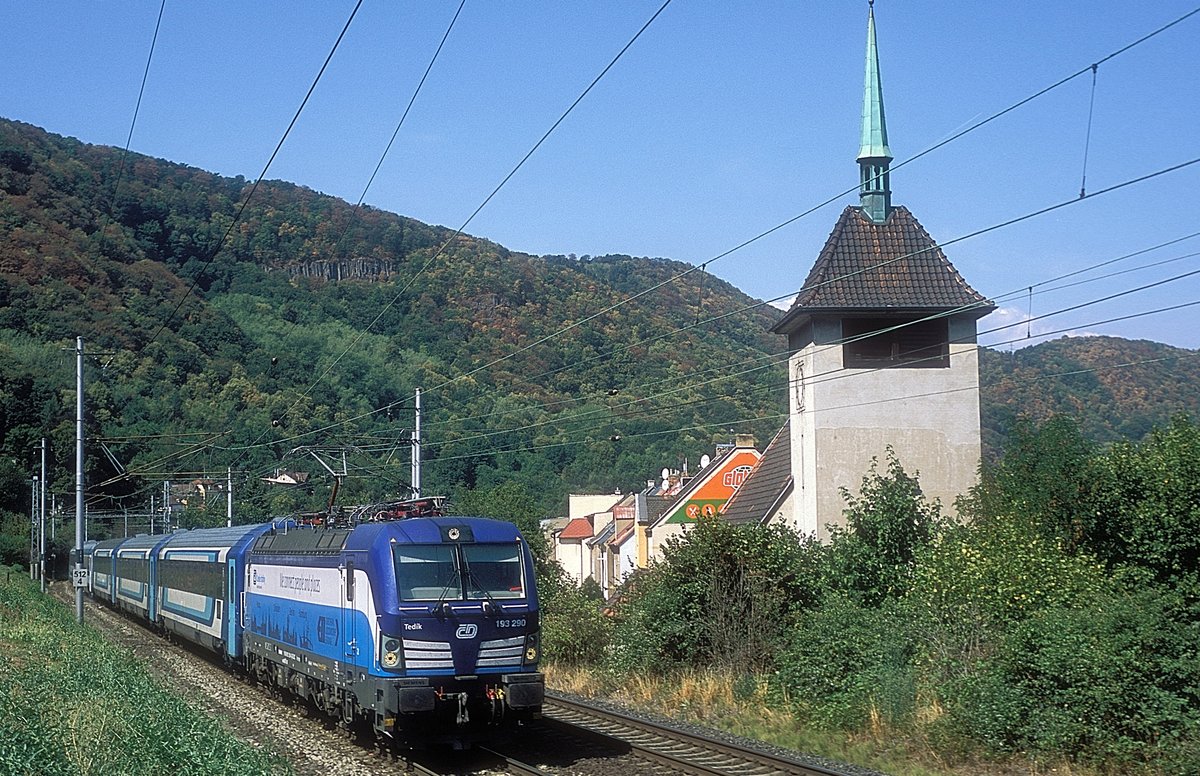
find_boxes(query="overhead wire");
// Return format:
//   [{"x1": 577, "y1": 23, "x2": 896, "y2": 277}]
[
  {"x1": 279, "y1": 0, "x2": 675, "y2": 420},
  {"x1": 91, "y1": 5, "x2": 1200, "y2": 487},
  {"x1": 402, "y1": 233, "x2": 1200, "y2": 434},
  {"x1": 92, "y1": 1, "x2": 371, "y2": 492},
  {"x1": 209, "y1": 0, "x2": 677, "y2": 487},
  {"x1": 229, "y1": 0, "x2": 1200, "y2": 462},
  {"x1": 139, "y1": 0, "x2": 365, "y2": 355},
  {"x1": 95, "y1": 150, "x2": 1200, "y2": 487},
  {"x1": 270, "y1": 0, "x2": 467, "y2": 345},
  {"x1": 93, "y1": 0, "x2": 168, "y2": 369},
  {"x1": 272, "y1": 274, "x2": 1200, "y2": 484},
  {"x1": 97, "y1": 265, "x2": 1200, "y2": 498},
  {"x1": 414, "y1": 248, "x2": 1200, "y2": 452},
  {"x1": 238, "y1": 152, "x2": 1200, "y2": 454},
  {"x1": 172, "y1": 0, "x2": 1195, "y2": 449},
  {"x1": 233, "y1": 0, "x2": 469, "y2": 457},
  {"x1": 349, "y1": 3, "x2": 1200, "y2": 421},
  {"x1": 424, "y1": 307, "x2": 1200, "y2": 465},
  {"x1": 392, "y1": 274, "x2": 1200, "y2": 458}
]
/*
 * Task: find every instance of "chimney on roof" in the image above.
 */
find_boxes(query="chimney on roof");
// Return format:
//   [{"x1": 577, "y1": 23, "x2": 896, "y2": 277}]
[{"x1": 735, "y1": 434, "x2": 757, "y2": 449}]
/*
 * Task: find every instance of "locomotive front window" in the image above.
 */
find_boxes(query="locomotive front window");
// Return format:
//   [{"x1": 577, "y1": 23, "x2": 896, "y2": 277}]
[
  {"x1": 395, "y1": 545, "x2": 462, "y2": 601},
  {"x1": 462, "y1": 544, "x2": 524, "y2": 600}
]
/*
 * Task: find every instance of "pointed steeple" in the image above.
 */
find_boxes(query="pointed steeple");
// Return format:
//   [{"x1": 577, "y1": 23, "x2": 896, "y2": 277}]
[{"x1": 857, "y1": 2, "x2": 892, "y2": 223}]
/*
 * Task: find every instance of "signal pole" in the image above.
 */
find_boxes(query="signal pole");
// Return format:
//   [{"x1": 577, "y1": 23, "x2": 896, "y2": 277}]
[
  {"x1": 411, "y1": 387, "x2": 422, "y2": 498},
  {"x1": 39, "y1": 438, "x2": 46, "y2": 594},
  {"x1": 226, "y1": 466, "x2": 233, "y2": 527},
  {"x1": 74, "y1": 337, "x2": 85, "y2": 624},
  {"x1": 30, "y1": 475, "x2": 37, "y2": 580}
]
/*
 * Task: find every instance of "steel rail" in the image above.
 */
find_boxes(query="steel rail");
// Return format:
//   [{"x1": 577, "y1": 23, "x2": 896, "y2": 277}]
[
  {"x1": 543, "y1": 691, "x2": 858, "y2": 776},
  {"x1": 476, "y1": 746, "x2": 549, "y2": 776},
  {"x1": 399, "y1": 759, "x2": 442, "y2": 776}
]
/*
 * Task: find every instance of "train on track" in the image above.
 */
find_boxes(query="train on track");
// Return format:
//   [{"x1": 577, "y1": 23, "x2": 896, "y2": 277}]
[{"x1": 83, "y1": 498, "x2": 544, "y2": 748}]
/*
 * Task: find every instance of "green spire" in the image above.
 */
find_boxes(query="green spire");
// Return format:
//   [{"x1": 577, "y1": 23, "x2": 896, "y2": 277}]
[
  {"x1": 858, "y1": 4, "x2": 891, "y2": 161},
  {"x1": 858, "y1": 3, "x2": 892, "y2": 222}
]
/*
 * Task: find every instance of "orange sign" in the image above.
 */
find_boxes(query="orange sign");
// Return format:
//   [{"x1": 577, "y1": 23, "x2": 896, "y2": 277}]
[{"x1": 666, "y1": 450, "x2": 761, "y2": 524}]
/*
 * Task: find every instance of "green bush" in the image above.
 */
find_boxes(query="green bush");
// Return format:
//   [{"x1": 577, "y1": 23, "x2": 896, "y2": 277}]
[
  {"x1": 0, "y1": 511, "x2": 30, "y2": 569},
  {"x1": 770, "y1": 594, "x2": 916, "y2": 729},
  {"x1": 959, "y1": 415, "x2": 1095, "y2": 550},
  {"x1": 1082, "y1": 415, "x2": 1200, "y2": 583},
  {"x1": 604, "y1": 567, "x2": 691, "y2": 673},
  {"x1": 827, "y1": 449, "x2": 942, "y2": 606},
  {"x1": 540, "y1": 577, "x2": 611, "y2": 666},
  {"x1": 908, "y1": 518, "x2": 1110, "y2": 683},
  {"x1": 606, "y1": 518, "x2": 823, "y2": 673},
  {"x1": 942, "y1": 586, "x2": 1200, "y2": 770}
]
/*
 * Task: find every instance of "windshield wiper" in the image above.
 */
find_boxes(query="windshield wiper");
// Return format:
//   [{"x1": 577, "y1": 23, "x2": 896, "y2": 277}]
[
  {"x1": 462, "y1": 561, "x2": 500, "y2": 617},
  {"x1": 432, "y1": 556, "x2": 461, "y2": 618}
]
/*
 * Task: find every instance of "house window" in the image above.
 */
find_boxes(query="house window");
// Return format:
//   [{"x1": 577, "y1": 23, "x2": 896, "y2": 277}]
[{"x1": 842, "y1": 317, "x2": 949, "y2": 368}]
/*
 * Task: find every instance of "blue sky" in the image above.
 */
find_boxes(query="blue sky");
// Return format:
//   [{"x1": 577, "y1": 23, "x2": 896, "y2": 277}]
[{"x1": 6, "y1": 1, "x2": 1200, "y2": 350}]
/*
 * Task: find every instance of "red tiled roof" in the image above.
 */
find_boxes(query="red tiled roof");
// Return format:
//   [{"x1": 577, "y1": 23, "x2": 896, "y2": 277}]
[
  {"x1": 558, "y1": 517, "x2": 594, "y2": 541},
  {"x1": 774, "y1": 205, "x2": 992, "y2": 334}
]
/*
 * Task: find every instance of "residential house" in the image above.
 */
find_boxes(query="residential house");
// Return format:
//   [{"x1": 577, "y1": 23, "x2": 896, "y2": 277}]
[
  {"x1": 719, "y1": 422, "x2": 793, "y2": 528},
  {"x1": 645, "y1": 435, "x2": 762, "y2": 561}
]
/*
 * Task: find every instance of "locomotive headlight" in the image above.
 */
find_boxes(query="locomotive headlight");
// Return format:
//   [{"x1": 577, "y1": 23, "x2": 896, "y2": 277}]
[
  {"x1": 381, "y1": 637, "x2": 402, "y2": 670},
  {"x1": 523, "y1": 631, "x2": 540, "y2": 664}
]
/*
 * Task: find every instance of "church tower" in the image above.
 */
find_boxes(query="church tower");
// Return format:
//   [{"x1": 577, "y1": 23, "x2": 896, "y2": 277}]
[{"x1": 771, "y1": 3, "x2": 994, "y2": 540}]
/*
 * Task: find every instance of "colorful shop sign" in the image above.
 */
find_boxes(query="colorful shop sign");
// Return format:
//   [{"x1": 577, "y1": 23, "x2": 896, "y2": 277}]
[{"x1": 664, "y1": 450, "x2": 759, "y2": 524}]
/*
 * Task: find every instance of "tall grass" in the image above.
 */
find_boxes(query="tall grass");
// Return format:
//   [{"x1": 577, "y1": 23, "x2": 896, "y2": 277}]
[
  {"x1": 0, "y1": 567, "x2": 290, "y2": 776},
  {"x1": 544, "y1": 662, "x2": 1105, "y2": 776}
]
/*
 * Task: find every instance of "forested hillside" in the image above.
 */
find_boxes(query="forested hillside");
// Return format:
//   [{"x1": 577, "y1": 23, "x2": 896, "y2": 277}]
[
  {"x1": 0, "y1": 117, "x2": 785, "y2": 520},
  {"x1": 1, "y1": 117, "x2": 1197, "y2": 526},
  {"x1": 979, "y1": 336, "x2": 1200, "y2": 460}
]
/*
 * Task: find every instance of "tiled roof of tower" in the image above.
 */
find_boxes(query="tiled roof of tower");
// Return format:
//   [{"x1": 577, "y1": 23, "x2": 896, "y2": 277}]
[
  {"x1": 772, "y1": 205, "x2": 993, "y2": 334},
  {"x1": 720, "y1": 423, "x2": 792, "y2": 526}
]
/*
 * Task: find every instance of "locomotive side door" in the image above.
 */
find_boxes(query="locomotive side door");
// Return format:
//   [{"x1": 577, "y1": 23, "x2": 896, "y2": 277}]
[{"x1": 341, "y1": 558, "x2": 361, "y2": 670}]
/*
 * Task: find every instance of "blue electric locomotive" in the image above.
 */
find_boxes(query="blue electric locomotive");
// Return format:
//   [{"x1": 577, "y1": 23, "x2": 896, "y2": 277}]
[
  {"x1": 244, "y1": 515, "x2": 544, "y2": 745},
  {"x1": 86, "y1": 505, "x2": 543, "y2": 748}
]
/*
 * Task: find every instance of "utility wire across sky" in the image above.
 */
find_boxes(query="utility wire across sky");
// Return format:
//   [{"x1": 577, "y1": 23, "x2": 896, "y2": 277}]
[{"x1": 64, "y1": 4, "x2": 1200, "y2": 497}]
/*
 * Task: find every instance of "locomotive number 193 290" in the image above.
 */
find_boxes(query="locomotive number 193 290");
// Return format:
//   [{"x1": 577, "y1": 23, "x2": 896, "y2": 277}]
[{"x1": 497, "y1": 618, "x2": 527, "y2": 628}]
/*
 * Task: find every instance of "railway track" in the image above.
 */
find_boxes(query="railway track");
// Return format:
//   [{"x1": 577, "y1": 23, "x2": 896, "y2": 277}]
[
  {"x1": 57, "y1": 584, "x2": 870, "y2": 775},
  {"x1": 524, "y1": 691, "x2": 866, "y2": 776}
]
